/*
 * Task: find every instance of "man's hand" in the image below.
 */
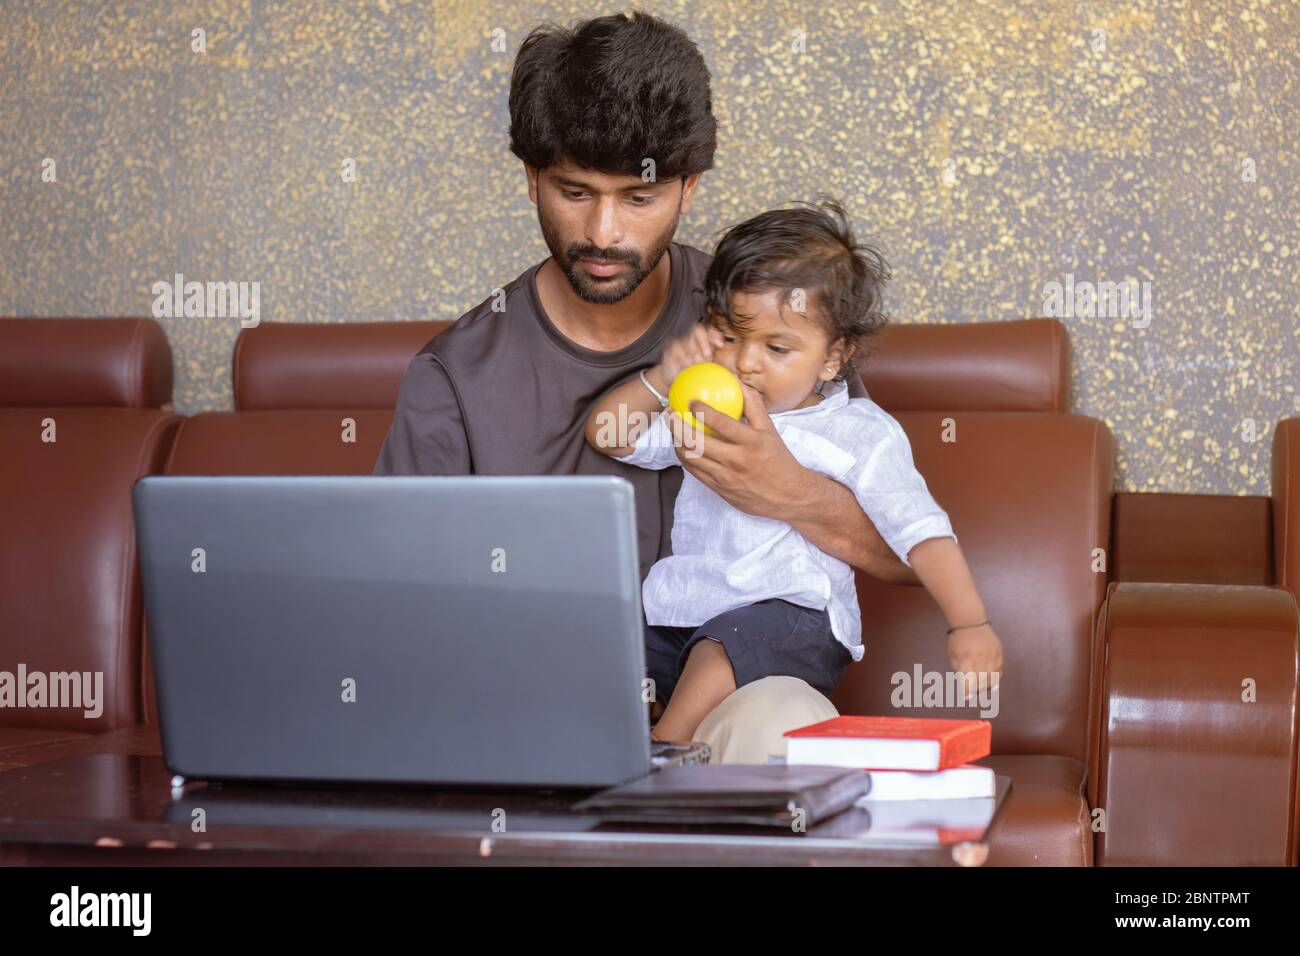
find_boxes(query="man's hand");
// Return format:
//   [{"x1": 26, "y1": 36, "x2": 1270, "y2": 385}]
[
  {"x1": 664, "y1": 383, "x2": 804, "y2": 521},
  {"x1": 664, "y1": 383, "x2": 918, "y2": 584}
]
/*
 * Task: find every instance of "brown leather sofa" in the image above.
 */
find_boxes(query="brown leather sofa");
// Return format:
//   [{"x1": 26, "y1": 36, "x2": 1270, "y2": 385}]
[
  {"x1": 835, "y1": 319, "x2": 1111, "y2": 865},
  {"x1": 1, "y1": 316, "x2": 1295, "y2": 866},
  {"x1": 166, "y1": 321, "x2": 446, "y2": 475},
  {"x1": 834, "y1": 320, "x2": 1299, "y2": 866},
  {"x1": 0, "y1": 318, "x2": 180, "y2": 752},
  {"x1": 1087, "y1": 418, "x2": 1300, "y2": 866}
]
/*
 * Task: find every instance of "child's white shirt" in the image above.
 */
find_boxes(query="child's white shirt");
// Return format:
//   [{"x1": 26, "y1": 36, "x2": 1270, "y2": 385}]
[{"x1": 613, "y1": 378, "x2": 956, "y2": 661}]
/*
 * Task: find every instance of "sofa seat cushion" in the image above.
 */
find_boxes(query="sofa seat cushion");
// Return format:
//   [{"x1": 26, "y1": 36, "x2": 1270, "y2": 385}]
[{"x1": 974, "y1": 754, "x2": 1092, "y2": 866}]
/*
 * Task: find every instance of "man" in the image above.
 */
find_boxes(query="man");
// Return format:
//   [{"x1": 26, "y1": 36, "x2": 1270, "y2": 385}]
[{"x1": 375, "y1": 11, "x2": 919, "y2": 762}]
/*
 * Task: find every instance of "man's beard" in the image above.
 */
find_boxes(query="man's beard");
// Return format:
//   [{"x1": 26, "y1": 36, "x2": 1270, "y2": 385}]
[{"x1": 537, "y1": 203, "x2": 680, "y2": 305}]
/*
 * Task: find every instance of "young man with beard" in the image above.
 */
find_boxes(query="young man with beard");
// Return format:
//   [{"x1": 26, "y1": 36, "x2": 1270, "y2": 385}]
[{"x1": 374, "y1": 11, "x2": 920, "y2": 762}]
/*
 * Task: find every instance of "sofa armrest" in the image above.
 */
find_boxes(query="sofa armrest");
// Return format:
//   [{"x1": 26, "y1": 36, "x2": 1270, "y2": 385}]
[{"x1": 1089, "y1": 582, "x2": 1299, "y2": 866}]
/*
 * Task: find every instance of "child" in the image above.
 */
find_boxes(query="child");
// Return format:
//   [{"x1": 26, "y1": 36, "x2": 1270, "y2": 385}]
[{"x1": 585, "y1": 199, "x2": 1003, "y2": 743}]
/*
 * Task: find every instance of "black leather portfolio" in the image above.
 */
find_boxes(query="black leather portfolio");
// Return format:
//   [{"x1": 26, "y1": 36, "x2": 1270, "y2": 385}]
[{"x1": 572, "y1": 763, "x2": 871, "y2": 828}]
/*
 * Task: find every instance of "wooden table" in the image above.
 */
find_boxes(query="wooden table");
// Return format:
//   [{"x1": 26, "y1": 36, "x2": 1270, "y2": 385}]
[{"x1": 0, "y1": 728, "x2": 1010, "y2": 866}]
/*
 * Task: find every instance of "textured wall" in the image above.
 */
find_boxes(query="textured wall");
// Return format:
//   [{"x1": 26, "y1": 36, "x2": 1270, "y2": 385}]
[{"x1": 1, "y1": 0, "x2": 1295, "y2": 494}]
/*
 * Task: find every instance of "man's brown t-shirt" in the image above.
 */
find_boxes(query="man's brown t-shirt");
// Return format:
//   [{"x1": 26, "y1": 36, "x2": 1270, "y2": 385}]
[{"x1": 373, "y1": 241, "x2": 866, "y2": 583}]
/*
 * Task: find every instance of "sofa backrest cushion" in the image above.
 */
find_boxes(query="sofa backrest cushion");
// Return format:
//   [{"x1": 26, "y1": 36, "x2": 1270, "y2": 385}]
[
  {"x1": 0, "y1": 318, "x2": 173, "y2": 409},
  {"x1": 861, "y1": 318, "x2": 1069, "y2": 412},
  {"x1": 233, "y1": 322, "x2": 450, "y2": 411}
]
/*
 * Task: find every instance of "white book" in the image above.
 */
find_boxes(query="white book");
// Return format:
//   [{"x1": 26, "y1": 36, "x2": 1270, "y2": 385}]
[{"x1": 858, "y1": 764, "x2": 995, "y2": 801}]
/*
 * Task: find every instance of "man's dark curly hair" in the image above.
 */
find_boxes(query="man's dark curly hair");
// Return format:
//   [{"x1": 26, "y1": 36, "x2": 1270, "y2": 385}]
[
  {"x1": 703, "y1": 199, "x2": 891, "y2": 385},
  {"x1": 509, "y1": 11, "x2": 717, "y2": 180}
]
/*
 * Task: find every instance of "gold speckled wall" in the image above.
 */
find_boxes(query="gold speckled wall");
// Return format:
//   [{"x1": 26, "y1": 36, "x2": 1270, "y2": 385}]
[{"x1": 1, "y1": 0, "x2": 1295, "y2": 494}]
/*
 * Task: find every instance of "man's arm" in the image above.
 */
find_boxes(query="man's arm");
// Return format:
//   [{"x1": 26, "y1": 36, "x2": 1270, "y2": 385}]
[
  {"x1": 783, "y1": 472, "x2": 921, "y2": 585},
  {"x1": 374, "y1": 352, "x2": 473, "y2": 475}
]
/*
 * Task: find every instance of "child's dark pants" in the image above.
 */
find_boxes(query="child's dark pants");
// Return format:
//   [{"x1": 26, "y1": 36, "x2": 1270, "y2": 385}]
[{"x1": 643, "y1": 598, "x2": 852, "y2": 707}]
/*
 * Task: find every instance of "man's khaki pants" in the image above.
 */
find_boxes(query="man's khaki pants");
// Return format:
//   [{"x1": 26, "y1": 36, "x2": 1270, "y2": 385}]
[{"x1": 690, "y1": 675, "x2": 839, "y2": 764}]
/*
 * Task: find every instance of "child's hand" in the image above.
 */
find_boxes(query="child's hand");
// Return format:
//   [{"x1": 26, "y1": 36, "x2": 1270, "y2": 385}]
[
  {"x1": 948, "y1": 623, "x2": 1003, "y2": 705},
  {"x1": 655, "y1": 320, "x2": 717, "y2": 387}
]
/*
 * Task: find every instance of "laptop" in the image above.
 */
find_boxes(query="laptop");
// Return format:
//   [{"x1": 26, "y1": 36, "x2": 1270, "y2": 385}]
[{"x1": 132, "y1": 475, "x2": 706, "y2": 789}]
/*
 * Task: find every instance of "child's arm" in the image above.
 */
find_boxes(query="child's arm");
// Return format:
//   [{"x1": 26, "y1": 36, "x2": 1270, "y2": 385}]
[
  {"x1": 837, "y1": 411, "x2": 1003, "y2": 696},
  {"x1": 585, "y1": 364, "x2": 673, "y2": 458},
  {"x1": 585, "y1": 319, "x2": 718, "y2": 458},
  {"x1": 907, "y1": 537, "x2": 1003, "y2": 700},
  {"x1": 907, "y1": 537, "x2": 987, "y2": 629}
]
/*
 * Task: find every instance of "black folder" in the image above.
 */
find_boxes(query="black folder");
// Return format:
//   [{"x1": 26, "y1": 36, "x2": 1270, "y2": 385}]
[{"x1": 572, "y1": 764, "x2": 871, "y2": 828}]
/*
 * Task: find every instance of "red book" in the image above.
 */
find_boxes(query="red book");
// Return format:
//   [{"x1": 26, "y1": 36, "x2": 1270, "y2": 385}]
[{"x1": 784, "y1": 716, "x2": 991, "y2": 771}]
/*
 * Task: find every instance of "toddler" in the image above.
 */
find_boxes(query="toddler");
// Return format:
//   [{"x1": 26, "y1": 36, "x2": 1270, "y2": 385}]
[{"x1": 585, "y1": 199, "x2": 1003, "y2": 742}]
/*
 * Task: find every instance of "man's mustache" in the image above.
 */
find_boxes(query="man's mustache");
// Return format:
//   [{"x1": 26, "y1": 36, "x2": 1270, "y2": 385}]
[{"x1": 568, "y1": 245, "x2": 640, "y2": 267}]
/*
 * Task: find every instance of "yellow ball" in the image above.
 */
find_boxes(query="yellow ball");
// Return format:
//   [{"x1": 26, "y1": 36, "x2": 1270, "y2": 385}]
[{"x1": 668, "y1": 362, "x2": 744, "y2": 435}]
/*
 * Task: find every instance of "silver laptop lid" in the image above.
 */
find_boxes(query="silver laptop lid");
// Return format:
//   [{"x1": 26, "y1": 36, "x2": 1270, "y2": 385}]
[{"x1": 132, "y1": 475, "x2": 650, "y2": 788}]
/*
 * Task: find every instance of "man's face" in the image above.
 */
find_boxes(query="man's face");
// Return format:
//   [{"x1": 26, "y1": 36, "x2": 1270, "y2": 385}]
[{"x1": 528, "y1": 159, "x2": 700, "y2": 304}]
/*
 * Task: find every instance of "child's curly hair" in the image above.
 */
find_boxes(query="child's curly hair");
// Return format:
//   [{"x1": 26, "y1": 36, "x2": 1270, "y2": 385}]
[{"x1": 702, "y1": 197, "x2": 890, "y2": 385}]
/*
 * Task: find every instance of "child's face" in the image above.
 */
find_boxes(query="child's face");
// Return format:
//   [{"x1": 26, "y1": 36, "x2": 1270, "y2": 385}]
[{"x1": 705, "y1": 289, "x2": 845, "y2": 414}]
